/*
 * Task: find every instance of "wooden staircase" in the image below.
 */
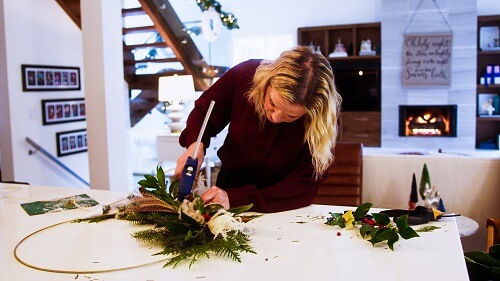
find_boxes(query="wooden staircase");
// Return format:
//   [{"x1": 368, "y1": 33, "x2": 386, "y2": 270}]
[{"x1": 55, "y1": 0, "x2": 228, "y2": 126}]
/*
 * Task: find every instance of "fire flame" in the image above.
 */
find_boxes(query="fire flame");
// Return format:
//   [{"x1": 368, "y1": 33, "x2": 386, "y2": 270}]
[{"x1": 405, "y1": 112, "x2": 450, "y2": 136}]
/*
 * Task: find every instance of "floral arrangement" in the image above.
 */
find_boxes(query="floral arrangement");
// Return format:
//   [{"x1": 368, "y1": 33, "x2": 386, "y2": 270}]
[
  {"x1": 325, "y1": 202, "x2": 420, "y2": 250},
  {"x1": 78, "y1": 166, "x2": 256, "y2": 268}
]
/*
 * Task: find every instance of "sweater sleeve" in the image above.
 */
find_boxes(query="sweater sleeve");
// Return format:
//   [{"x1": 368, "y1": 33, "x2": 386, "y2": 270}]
[{"x1": 225, "y1": 149, "x2": 326, "y2": 213}]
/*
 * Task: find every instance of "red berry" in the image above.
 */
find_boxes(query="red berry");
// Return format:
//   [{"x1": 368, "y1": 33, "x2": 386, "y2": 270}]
[{"x1": 337, "y1": 232, "x2": 341, "y2": 236}]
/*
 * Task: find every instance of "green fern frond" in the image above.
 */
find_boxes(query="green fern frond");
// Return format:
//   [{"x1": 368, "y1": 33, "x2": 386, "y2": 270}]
[{"x1": 132, "y1": 227, "x2": 170, "y2": 245}]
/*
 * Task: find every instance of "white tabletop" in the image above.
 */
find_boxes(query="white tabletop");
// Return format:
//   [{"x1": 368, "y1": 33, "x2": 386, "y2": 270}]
[{"x1": 0, "y1": 183, "x2": 470, "y2": 281}]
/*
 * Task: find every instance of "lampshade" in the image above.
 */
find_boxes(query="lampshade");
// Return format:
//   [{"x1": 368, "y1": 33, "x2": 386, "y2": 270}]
[
  {"x1": 157, "y1": 75, "x2": 196, "y2": 133},
  {"x1": 158, "y1": 75, "x2": 196, "y2": 102}
]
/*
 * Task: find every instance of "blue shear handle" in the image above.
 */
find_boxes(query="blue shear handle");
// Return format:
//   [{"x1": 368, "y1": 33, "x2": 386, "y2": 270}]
[{"x1": 178, "y1": 156, "x2": 198, "y2": 201}]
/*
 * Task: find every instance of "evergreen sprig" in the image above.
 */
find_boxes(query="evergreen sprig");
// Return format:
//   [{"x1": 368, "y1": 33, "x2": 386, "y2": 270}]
[
  {"x1": 195, "y1": 0, "x2": 239, "y2": 29},
  {"x1": 77, "y1": 165, "x2": 255, "y2": 268},
  {"x1": 325, "y1": 202, "x2": 420, "y2": 250}
]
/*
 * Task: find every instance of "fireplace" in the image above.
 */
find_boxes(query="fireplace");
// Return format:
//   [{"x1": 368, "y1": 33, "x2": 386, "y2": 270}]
[{"x1": 399, "y1": 105, "x2": 457, "y2": 137}]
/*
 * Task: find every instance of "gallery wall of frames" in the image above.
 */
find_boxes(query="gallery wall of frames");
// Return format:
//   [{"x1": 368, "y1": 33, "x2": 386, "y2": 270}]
[{"x1": 22, "y1": 64, "x2": 86, "y2": 157}]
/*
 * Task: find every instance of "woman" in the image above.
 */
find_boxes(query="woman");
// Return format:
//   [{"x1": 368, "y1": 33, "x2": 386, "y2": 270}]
[{"x1": 175, "y1": 45, "x2": 341, "y2": 213}]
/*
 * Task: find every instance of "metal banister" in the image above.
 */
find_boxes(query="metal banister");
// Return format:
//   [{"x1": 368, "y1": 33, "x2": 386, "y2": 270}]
[{"x1": 25, "y1": 137, "x2": 90, "y2": 187}]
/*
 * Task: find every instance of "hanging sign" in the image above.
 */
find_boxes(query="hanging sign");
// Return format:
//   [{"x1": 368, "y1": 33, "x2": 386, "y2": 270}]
[{"x1": 402, "y1": 33, "x2": 452, "y2": 87}]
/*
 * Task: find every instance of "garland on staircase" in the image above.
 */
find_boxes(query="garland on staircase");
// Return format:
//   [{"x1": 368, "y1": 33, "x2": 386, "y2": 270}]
[{"x1": 195, "y1": 0, "x2": 239, "y2": 29}]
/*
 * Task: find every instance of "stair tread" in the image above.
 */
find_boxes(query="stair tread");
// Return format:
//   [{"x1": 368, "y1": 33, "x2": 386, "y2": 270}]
[
  {"x1": 122, "y1": 7, "x2": 145, "y2": 17},
  {"x1": 123, "y1": 26, "x2": 156, "y2": 34},
  {"x1": 124, "y1": 58, "x2": 180, "y2": 64},
  {"x1": 56, "y1": 0, "x2": 231, "y2": 126},
  {"x1": 123, "y1": 42, "x2": 169, "y2": 50}
]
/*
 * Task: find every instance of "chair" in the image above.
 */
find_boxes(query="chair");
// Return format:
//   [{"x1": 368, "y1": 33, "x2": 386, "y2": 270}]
[
  {"x1": 313, "y1": 142, "x2": 363, "y2": 207},
  {"x1": 486, "y1": 218, "x2": 500, "y2": 252}
]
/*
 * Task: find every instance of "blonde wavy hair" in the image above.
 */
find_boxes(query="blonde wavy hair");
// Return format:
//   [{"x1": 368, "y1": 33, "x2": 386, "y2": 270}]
[{"x1": 247, "y1": 45, "x2": 342, "y2": 179}]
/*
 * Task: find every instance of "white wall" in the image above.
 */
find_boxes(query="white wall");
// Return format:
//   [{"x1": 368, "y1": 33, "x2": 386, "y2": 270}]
[
  {"x1": 0, "y1": 0, "x2": 88, "y2": 187},
  {"x1": 477, "y1": 0, "x2": 500, "y2": 15}
]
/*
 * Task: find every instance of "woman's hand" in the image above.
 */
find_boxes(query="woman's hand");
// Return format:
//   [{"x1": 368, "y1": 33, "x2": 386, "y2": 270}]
[
  {"x1": 174, "y1": 142, "x2": 205, "y2": 179},
  {"x1": 202, "y1": 186, "x2": 230, "y2": 210}
]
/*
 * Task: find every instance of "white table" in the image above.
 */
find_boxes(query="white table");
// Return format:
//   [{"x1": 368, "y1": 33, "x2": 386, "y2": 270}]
[{"x1": 0, "y1": 183, "x2": 470, "y2": 280}]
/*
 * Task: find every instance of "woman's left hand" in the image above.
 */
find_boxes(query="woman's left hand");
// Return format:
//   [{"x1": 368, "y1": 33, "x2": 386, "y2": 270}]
[{"x1": 201, "y1": 186, "x2": 230, "y2": 210}]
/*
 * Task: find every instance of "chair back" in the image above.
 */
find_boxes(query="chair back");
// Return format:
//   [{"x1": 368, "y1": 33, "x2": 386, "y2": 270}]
[
  {"x1": 487, "y1": 218, "x2": 500, "y2": 252},
  {"x1": 313, "y1": 142, "x2": 363, "y2": 207}
]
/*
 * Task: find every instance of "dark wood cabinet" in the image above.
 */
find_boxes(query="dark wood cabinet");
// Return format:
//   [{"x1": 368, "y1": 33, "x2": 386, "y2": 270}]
[
  {"x1": 298, "y1": 23, "x2": 381, "y2": 147},
  {"x1": 340, "y1": 112, "x2": 381, "y2": 147},
  {"x1": 476, "y1": 15, "x2": 500, "y2": 149}
]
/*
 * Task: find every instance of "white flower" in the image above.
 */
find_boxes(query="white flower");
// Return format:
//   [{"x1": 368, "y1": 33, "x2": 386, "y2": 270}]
[
  {"x1": 207, "y1": 209, "x2": 245, "y2": 239},
  {"x1": 178, "y1": 199, "x2": 205, "y2": 225}
]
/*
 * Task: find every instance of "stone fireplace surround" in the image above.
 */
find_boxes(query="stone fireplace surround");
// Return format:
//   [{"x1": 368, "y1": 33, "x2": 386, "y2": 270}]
[{"x1": 380, "y1": 0, "x2": 476, "y2": 151}]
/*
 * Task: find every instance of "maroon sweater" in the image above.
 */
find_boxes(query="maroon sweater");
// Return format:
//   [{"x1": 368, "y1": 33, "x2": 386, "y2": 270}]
[{"x1": 180, "y1": 59, "x2": 324, "y2": 213}]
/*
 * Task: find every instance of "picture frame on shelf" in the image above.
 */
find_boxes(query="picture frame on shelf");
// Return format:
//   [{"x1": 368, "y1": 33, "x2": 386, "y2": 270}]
[
  {"x1": 477, "y1": 93, "x2": 500, "y2": 117},
  {"x1": 56, "y1": 129, "x2": 87, "y2": 157},
  {"x1": 21, "y1": 64, "x2": 81, "y2": 91},
  {"x1": 479, "y1": 26, "x2": 500, "y2": 51},
  {"x1": 41, "y1": 98, "x2": 85, "y2": 125}
]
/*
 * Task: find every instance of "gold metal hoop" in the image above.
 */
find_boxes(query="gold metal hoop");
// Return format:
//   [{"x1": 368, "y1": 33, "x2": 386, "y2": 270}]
[{"x1": 14, "y1": 219, "x2": 168, "y2": 274}]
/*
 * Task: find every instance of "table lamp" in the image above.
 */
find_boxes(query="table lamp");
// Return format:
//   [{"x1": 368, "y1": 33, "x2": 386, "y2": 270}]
[{"x1": 158, "y1": 75, "x2": 196, "y2": 133}]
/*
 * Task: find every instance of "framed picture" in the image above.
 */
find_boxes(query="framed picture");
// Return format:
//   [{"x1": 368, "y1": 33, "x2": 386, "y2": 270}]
[
  {"x1": 56, "y1": 129, "x2": 87, "y2": 157},
  {"x1": 41, "y1": 98, "x2": 85, "y2": 125},
  {"x1": 477, "y1": 93, "x2": 500, "y2": 117},
  {"x1": 21, "y1": 64, "x2": 81, "y2": 91},
  {"x1": 479, "y1": 26, "x2": 500, "y2": 51}
]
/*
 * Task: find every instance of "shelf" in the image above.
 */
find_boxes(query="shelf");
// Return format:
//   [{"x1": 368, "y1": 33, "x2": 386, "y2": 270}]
[
  {"x1": 477, "y1": 84, "x2": 500, "y2": 91},
  {"x1": 475, "y1": 15, "x2": 500, "y2": 149},
  {"x1": 298, "y1": 22, "x2": 381, "y2": 60},
  {"x1": 478, "y1": 50, "x2": 500, "y2": 55},
  {"x1": 328, "y1": 55, "x2": 380, "y2": 61},
  {"x1": 477, "y1": 116, "x2": 500, "y2": 121}
]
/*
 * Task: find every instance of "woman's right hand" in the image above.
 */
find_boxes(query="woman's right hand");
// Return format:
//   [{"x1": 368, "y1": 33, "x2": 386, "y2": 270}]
[{"x1": 174, "y1": 142, "x2": 205, "y2": 179}]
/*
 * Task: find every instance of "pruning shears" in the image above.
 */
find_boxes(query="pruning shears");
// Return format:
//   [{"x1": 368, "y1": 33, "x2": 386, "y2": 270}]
[
  {"x1": 177, "y1": 100, "x2": 215, "y2": 201},
  {"x1": 380, "y1": 205, "x2": 461, "y2": 225}
]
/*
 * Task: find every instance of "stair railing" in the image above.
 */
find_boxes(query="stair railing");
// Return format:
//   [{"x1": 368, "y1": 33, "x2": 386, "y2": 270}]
[{"x1": 25, "y1": 137, "x2": 90, "y2": 187}]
